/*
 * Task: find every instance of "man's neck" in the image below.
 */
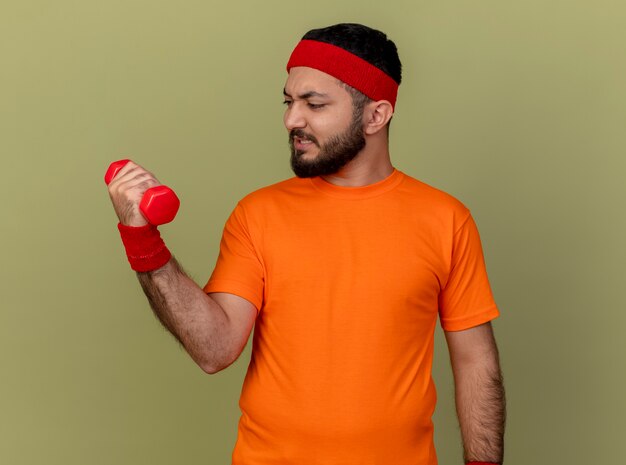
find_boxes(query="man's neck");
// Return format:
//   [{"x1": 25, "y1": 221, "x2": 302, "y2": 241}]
[{"x1": 320, "y1": 141, "x2": 393, "y2": 187}]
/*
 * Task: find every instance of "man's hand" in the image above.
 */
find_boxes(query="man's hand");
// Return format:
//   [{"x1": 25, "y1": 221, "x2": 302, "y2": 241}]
[
  {"x1": 444, "y1": 321, "x2": 506, "y2": 464},
  {"x1": 106, "y1": 161, "x2": 161, "y2": 226}
]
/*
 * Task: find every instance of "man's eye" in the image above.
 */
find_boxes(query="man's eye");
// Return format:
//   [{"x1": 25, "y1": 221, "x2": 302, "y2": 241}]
[
  {"x1": 308, "y1": 103, "x2": 325, "y2": 109},
  {"x1": 283, "y1": 100, "x2": 292, "y2": 106}
]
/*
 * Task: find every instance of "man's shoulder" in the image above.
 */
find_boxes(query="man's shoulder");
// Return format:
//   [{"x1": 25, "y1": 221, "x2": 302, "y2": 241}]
[
  {"x1": 397, "y1": 171, "x2": 470, "y2": 216},
  {"x1": 236, "y1": 175, "x2": 309, "y2": 207}
]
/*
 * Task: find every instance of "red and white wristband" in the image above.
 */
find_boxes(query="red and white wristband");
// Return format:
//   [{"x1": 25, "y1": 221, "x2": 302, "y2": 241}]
[{"x1": 117, "y1": 222, "x2": 171, "y2": 272}]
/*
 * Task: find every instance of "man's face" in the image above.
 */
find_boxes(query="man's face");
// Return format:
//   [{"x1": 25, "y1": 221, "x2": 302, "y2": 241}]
[{"x1": 283, "y1": 67, "x2": 366, "y2": 178}]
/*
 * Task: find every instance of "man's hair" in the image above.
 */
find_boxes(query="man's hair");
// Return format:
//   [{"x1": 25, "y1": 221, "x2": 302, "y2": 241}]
[{"x1": 302, "y1": 23, "x2": 402, "y2": 117}]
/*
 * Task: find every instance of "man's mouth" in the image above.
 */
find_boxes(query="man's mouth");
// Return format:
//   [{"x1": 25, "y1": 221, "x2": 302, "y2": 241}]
[
  {"x1": 294, "y1": 136, "x2": 315, "y2": 151},
  {"x1": 290, "y1": 129, "x2": 319, "y2": 153}
]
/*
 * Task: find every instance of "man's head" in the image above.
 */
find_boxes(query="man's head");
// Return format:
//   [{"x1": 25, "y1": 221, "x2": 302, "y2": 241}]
[{"x1": 284, "y1": 23, "x2": 402, "y2": 178}]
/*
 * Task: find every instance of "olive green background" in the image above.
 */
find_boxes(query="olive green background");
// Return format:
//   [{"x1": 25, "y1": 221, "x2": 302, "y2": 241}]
[{"x1": 1, "y1": 1, "x2": 624, "y2": 464}]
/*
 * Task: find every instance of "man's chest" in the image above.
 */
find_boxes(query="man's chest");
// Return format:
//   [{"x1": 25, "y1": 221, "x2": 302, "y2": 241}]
[{"x1": 258, "y1": 205, "x2": 450, "y2": 309}]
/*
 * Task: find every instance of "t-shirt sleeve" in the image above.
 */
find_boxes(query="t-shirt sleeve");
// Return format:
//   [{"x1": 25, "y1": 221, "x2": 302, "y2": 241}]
[
  {"x1": 438, "y1": 210, "x2": 500, "y2": 331},
  {"x1": 203, "y1": 202, "x2": 265, "y2": 314}
]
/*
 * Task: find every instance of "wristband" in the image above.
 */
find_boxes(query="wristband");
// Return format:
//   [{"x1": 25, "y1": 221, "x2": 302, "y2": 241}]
[{"x1": 117, "y1": 222, "x2": 171, "y2": 272}]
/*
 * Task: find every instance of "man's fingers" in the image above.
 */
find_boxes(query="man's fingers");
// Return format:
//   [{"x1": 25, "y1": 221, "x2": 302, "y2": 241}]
[
  {"x1": 109, "y1": 166, "x2": 160, "y2": 195},
  {"x1": 109, "y1": 161, "x2": 159, "y2": 187}
]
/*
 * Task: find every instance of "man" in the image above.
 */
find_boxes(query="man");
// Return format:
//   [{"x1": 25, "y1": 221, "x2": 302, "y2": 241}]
[{"x1": 107, "y1": 23, "x2": 505, "y2": 465}]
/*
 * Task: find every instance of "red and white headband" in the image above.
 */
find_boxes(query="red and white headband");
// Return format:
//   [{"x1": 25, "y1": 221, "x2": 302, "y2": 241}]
[{"x1": 286, "y1": 39, "x2": 399, "y2": 109}]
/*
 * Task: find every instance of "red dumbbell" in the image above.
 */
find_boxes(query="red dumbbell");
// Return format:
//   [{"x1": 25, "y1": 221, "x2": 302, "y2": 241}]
[{"x1": 104, "y1": 159, "x2": 180, "y2": 225}]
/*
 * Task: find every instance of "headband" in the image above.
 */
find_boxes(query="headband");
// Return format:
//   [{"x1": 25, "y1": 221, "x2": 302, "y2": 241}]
[{"x1": 286, "y1": 39, "x2": 399, "y2": 109}]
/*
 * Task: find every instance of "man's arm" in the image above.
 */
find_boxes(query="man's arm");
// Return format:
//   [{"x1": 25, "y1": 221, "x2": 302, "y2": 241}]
[
  {"x1": 106, "y1": 160, "x2": 258, "y2": 374},
  {"x1": 136, "y1": 256, "x2": 257, "y2": 374},
  {"x1": 444, "y1": 321, "x2": 506, "y2": 464}
]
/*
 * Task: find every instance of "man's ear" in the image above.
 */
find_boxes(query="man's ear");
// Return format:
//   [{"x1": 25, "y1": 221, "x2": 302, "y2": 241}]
[{"x1": 363, "y1": 100, "x2": 394, "y2": 135}]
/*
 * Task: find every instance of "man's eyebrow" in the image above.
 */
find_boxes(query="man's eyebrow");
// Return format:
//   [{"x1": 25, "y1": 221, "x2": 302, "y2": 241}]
[{"x1": 283, "y1": 88, "x2": 329, "y2": 99}]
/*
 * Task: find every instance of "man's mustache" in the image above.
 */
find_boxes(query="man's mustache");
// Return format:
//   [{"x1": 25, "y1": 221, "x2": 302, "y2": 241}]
[{"x1": 289, "y1": 129, "x2": 320, "y2": 147}]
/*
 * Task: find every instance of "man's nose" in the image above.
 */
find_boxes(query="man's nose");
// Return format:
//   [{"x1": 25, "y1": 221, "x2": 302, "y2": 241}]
[{"x1": 284, "y1": 104, "x2": 306, "y2": 131}]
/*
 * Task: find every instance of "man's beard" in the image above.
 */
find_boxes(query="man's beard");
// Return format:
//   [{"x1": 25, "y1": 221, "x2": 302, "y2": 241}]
[{"x1": 289, "y1": 111, "x2": 366, "y2": 178}]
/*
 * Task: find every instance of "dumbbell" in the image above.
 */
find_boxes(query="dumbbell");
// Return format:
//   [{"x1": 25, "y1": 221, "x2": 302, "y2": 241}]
[{"x1": 104, "y1": 159, "x2": 180, "y2": 225}]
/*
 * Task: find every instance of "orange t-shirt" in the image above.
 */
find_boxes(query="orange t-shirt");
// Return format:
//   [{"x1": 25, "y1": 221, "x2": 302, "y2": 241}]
[{"x1": 204, "y1": 168, "x2": 499, "y2": 465}]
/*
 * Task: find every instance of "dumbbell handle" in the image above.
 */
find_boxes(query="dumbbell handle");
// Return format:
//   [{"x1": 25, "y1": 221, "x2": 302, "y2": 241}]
[{"x1": 104, "y1": 159, "x2": 180, "y2": 225}]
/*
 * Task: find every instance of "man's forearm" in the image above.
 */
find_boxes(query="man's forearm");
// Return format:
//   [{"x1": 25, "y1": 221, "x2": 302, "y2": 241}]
[
  {"x1": 135, "y1": 256, "x2": 232, "y2": 373},
  {"x1": 453, "y1": 358, "x2": 506, "y2": 464}
]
